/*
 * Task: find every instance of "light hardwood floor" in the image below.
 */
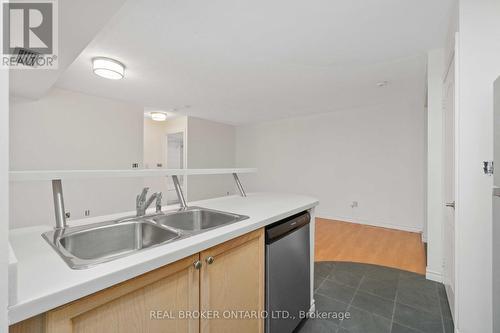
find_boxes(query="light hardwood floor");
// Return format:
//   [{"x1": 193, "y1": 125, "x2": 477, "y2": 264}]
[{"x1": 315, "y1": 218, "x2": 426, "y2": 275}]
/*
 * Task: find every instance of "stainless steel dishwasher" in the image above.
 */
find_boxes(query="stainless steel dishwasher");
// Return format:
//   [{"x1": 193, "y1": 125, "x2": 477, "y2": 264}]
[{"x1": 266, "y1": 211, "x2": 311, "y2": 333}]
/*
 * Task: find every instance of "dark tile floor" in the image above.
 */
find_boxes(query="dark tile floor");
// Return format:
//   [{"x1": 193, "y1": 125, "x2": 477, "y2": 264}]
[{"x1": 296, "y1": 262, "x2": 454, "y2": 333}]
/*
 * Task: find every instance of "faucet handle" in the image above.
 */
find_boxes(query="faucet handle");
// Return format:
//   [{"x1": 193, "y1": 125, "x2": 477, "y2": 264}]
[
  {"x1": 155, "y1": 192, "x2": 163, "y2": 213},
  {"x1": 137, "y1": 187, "x2": 149, "y2": 204}
]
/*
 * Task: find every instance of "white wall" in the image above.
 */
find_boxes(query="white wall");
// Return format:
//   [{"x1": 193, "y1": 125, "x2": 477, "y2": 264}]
[
  {"x1": 187, "y1": 117, "x2": 236, "y2": 201},
  {"x1": 494, "y1": 80, "x2": 500, "y2": 333},
  {"x1": 236, "y1": 101, "x2": 426, "y2": 232},
  {"x1": 426, "y1": 49, "x2": 445, "y2": 281},
  {"x1": 9, "y1": 89, "x2": 238, "y2": 228},
  {"x1": 144, "y1": 118, "x2": 168, "y2": 169},
  {"x1": 0, "y1": 3, "x2": 9, "y2": 329},
  {"x1": 454, "y1": 1, "x2": 500, "y2": 332},
  {"x1": 9, "y1": 88, "x2": 145, "y2": 228}
]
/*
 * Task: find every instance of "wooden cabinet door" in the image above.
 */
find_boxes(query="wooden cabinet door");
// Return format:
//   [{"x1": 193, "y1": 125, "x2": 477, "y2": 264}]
[
  {"x1": 200, "y1": 229, "x2": 264, "y2": 333},
  {"x1": 45, "y1": 254, "x2": 200, "y2": 333}
]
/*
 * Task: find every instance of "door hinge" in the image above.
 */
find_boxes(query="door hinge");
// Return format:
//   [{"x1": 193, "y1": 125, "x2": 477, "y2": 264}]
[{"x1": 483, "y1": 161, "x2": 494, "y2": 175}]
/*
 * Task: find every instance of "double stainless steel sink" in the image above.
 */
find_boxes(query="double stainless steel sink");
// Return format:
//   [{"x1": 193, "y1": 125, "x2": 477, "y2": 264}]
[{"x1": 42, "y1": 207, "x2": 249, "y2": 269}]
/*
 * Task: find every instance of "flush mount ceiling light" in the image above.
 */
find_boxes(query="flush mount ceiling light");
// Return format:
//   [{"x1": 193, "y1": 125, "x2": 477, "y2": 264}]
[
  {"x1": 376, "y1": 81, "x2": 389, "y2": 88},
  {"x1": 92, "y1": 57, "x2": 125, "y2": 80},
  {"x1": 150, "y1": 112, "x2": 168, "y2": 121}
]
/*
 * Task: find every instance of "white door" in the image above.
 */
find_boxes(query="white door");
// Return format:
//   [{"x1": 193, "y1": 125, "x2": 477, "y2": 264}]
[{"x1": 442, "y1": 56, "x2": 456, "y2": 320}]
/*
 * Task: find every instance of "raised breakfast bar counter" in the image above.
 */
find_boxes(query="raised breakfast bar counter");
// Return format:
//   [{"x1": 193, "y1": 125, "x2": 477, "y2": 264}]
[{"x1": 8, "y1": 192, "x2": 318, "y2": 325}]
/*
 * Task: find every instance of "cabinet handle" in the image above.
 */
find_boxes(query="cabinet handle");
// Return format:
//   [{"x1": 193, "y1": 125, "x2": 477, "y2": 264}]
[
  {"x1": 193, "y1": 260, "x2": 202, "y2": 270},
  {"x1": 206, "y1": 256, "x2": 215, "y2": 265}
]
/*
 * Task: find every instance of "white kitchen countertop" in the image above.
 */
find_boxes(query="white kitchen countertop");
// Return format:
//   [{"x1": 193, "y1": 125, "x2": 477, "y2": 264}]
[{"x1": 8, "y1": 192, "x2": 318, "y2": 325}]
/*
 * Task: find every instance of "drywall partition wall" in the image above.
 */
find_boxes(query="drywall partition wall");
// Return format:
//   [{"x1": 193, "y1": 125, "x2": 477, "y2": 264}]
[
  {"x1": 0, "y1": 83, "x2": 7, "y2": 333},
  {"x1": 9, "y1": 88, "x2": 144, "y2": 229},
  {"x1": 187, "y1": 117, "x2": 236, "y2": 201},
  {"x1": 494, "y1": 80, "x2": 500, "y2": 333},
  {"x1": 236, "y1": 101, "x2": 426, "y2": 232},
  {"x1": 144, "y1": 118, "x2": 168, "y2": 169},
  {"x1": 454, "y1": 0, "x2": 500, "y2": 332},
  {"x1": 426, "y1": 48, "x2": 445, "y2": 282},
  {"x1": 0, "y1": 8, "x2": 9, "y2": 329}
]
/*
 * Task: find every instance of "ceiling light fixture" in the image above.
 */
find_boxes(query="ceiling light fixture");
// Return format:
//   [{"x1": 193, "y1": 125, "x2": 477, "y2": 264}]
[
  {"x1": 150, "y1": 112, "x2": 168, "y2": 121},
  {"x1": 92, "y1": 57, "x2": 125, "y2": 80},
  {"x1": 376, "y1": 81, "x2": 389, "y2": 88}
]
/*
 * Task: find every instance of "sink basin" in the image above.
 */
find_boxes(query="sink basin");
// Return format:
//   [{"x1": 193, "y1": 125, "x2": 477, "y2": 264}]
[
  {"x1": 43, "y1": 207, "x2": 248, "y2": 269},
  {"x1": 152, "y1": 207, "x2": 248, "y2": 232},
  {"x1": 43, "y1": 219, "x2": 181, "y2": 269}
]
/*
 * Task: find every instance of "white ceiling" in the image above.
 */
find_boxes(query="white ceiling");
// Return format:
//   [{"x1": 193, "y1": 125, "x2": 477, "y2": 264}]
[{"x1": 54, "y1": 0, "x2": 454, "y2": 124}]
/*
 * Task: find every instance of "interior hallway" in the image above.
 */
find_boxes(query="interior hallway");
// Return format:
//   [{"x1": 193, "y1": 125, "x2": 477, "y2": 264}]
[{"x1": 315, "y1": 218, "x2": 426, "y2": 275}]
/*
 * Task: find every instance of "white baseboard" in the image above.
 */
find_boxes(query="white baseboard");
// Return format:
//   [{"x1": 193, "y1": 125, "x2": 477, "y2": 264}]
[
  {"x1": 317, "y1": 214, "x2": 423, "y2": 234},
  {"x1": 425, "y1": 268, "x2": 443, "y2": 283}
]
